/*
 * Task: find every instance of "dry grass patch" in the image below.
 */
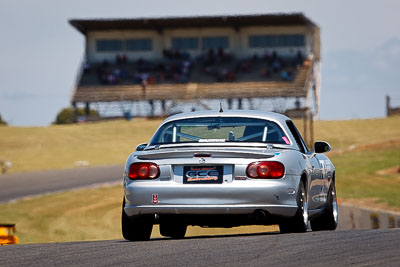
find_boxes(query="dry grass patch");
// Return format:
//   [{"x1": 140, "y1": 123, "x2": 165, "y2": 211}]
[{"x1": 0, "y1": 184, "x2": 277, "y2": 244}]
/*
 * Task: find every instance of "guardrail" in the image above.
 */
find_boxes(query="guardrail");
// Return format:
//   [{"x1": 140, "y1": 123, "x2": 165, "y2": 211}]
[{"x1": 338, "y1": 203, "x2": 400, "y2": 230}]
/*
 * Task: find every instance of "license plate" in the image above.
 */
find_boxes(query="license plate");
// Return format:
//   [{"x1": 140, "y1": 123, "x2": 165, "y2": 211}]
[{"x1": 183, "y1": 166, "x2": 223, "y2": 184}]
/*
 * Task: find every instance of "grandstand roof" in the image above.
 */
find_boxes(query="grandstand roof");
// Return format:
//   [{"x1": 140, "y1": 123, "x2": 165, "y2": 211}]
[{"x1": 70, "y1": 13, "x2": 318, "y2": 34}]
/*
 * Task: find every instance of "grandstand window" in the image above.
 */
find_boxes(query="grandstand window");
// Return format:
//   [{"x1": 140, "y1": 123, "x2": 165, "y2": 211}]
[
  {"x1": 202, "y1": 37, "x2": 229, "y2": 49},
  {"x1": 278, "y1": 34, "x2": 305, "y2": 47},
  {"x1": 96, "y1": 39, "x2": 123, "y2": 52},
  {"x1": 172, "y1": 37, "x2": 199, "y2": 50},
  {"x1": 126, "y1": 38, "x2": 152, "y2": 51},
  {"x1": 249, "y1": 35, "x2": 275, "y2": 48}
]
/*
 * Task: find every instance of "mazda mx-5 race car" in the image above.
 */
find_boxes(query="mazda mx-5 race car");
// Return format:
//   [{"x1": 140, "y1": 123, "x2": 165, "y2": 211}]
[{"x1": 122, "y1": 110, "x2": 337, "y2": 241}]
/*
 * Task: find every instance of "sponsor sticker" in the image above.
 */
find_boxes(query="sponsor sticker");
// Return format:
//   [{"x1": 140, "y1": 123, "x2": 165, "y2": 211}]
[
  {"x1": 199, "y1": 139, "x2": 226, "y2": 143},
  {"x1": 282, "y1": 136, "x2": 290, "y2": 144},
  {"x1": 183, "y1": 166, "x2": 223, "y2": 184}
]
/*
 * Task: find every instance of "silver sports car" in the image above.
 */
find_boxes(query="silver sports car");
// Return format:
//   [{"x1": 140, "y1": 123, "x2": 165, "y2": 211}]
[{"x1": 122, "y1": 110, "x2": 337, "y2": 241}]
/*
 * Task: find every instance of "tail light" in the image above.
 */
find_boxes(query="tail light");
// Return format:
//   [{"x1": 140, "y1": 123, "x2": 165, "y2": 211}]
[
  {"x1": 246, "y1": 161, "x2": 284, "y2": 179},
  {"x1": 129, "y1": 162, "x2": 160, "y2": 180}
]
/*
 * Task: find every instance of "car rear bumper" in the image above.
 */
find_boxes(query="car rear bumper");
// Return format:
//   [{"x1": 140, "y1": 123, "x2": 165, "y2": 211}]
[
  {"x1": 124, "y1": 203, "x2": 298, "y2": 217},
  {"x1": 124, "y1": 174, "x2": 300, "y2": 217}
]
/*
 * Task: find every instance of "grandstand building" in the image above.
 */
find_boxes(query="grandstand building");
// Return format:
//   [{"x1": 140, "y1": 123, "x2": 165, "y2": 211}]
[{"x1": 69, "y1": 13, "x2": 321, "y2": 120}]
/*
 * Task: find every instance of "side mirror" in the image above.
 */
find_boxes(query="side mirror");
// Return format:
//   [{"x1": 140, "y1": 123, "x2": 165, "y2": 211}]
[
  {"x1": 135, "y1": 143, "x2": 148, "y2": 151},
  {"x1": 314, "y1": 141, "x2": 331, "y2": 153}
]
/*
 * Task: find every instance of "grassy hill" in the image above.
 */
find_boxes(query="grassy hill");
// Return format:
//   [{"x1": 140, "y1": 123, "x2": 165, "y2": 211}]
[
  {"x1": 0, "y1": 115, "x2": 399, "y2": 244},
  {"x1": 1, "y1": 116, "x2": 399, "y2": 174},
  {"x1": 0, "y1": 118, "x2": 163, "y2": 173}
]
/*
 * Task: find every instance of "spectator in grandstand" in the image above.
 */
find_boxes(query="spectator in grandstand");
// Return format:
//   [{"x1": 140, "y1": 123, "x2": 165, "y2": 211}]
[
  {"x1": 218, "y1": 68, "x2": 229, "y2": 82},
  {"x1": 296, "y1": 51, "x2": 303, "y2": 64},
  {"x1": 206, "y1": 49, "x2": 216, "y2": 65},
  {"x1": 272, "y1": 51, "x2": 278, "y2": 59},
  {"x1": 280, "y1": 70, "x2": 289, "y2": 81},
  {"x1": 303, "y1": 59, "x2": 311, "y2": 67},
  {"x1": 141, "y1": 76, "x2": 148, "y2": 95},
  {"x1": 113, "y1": 68, "x2": 121, "y2": 78},
  {"x1": 89, "y1": 49, "x2": 306, "y2": 87},
  {"x1": 140, "y1": 73, "x2": 149, "y2": 83},
  {"x1": 120, "y1": 69, "x2": 128, "y2": 80},
  {"x1": 183, "y1": 60, "x2": 191, "y2": 72},
  {"x1": 272, "y1": 59, "x2": 281, "y2": 73},
  {"x1": 116, "y1": 54, "x2": 122, "y2": 64},
  {"x1": 148, "y1": 75, "x2": 156, "y2": 85}
]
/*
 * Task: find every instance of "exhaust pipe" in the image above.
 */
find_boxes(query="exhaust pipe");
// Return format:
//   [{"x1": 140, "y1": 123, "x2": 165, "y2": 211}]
[{"x1": 253, "y1": 209, "x2": 268, "y2": 223}]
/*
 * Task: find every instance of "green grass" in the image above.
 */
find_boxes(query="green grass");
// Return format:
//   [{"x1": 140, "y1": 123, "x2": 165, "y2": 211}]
[{"x1": 331, "y1": 142, "x2": 400, "y2": 207}]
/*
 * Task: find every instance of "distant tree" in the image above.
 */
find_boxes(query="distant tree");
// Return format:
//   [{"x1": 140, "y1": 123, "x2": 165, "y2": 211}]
[
  {"x1": 0, "y1": 113, "x2": 7, "y2": 126},
  {"x1": 54, "y1": 107, "x2": 99, "y2": 125}
]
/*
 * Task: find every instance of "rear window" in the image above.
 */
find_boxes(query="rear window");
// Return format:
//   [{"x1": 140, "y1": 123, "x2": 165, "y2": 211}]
[{"x1": 150, "y1": 117, "x2": 289, "y2": 145}]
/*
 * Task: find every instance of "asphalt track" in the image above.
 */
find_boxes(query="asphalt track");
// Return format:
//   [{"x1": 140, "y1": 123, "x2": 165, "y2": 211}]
[
  {"x1": 2, "y1": 168, "x2": 399, "y2": 266},
  {"x1": 0, "y1": 165, "x2": 123, "y2": 203},
  {"x1": 1, "y1": 229, "x2": 399, "y2": 266}
]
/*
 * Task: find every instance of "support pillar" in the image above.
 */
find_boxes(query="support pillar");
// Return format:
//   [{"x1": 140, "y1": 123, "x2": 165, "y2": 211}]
[
  {"x1": 149, "y1": 100, "x2": 154, "y2": 117},
  {"x1": 310, "y1": 111, "x2": 314, "y2": 148},
  {"x1": 72, "y1": 102, "x2": 78, "y2": 123},
  {"x1": 386, "y1": 95, "x2": 390, "y2": 117},
  {"x1": 161, "y1": 100, "x2": 166, "y2": 114},
  {"x1": 227, "y1": 99, "x2": 232, "y2": 109},
  {"x1": 303, "y1": 112, "x2": 308, "y2": 148},
  {"x1": 238, "y1": 98, "x2": 243, "y2": 109},
  {"x1": 85, "y1": 102, "x2": 90, "y2": 116}
]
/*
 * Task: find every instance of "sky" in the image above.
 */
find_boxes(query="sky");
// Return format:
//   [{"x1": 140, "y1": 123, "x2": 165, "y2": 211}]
[{"x1": 0, "y1": 0, "x2": 399, "y2": 126}]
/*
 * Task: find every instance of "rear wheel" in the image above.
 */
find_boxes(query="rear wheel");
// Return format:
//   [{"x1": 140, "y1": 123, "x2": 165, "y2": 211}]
[
  {"x1": 310, "y1": 182, "x2": 338, "y2": 231},
  {"x1": 121, "y1": 199, "x2": 153, "y2": 241},
  {"x1": 159, "y1": 216, "x2": 187, "y2": 239},
  {"x1": 279, "y1": 181, "x2": 308, "y2": 233}
]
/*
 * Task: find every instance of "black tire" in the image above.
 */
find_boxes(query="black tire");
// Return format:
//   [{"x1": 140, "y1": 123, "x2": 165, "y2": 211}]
[
  {"x1": 279, "y1": 181, "x2": 309, "y2": 233},
  {"x1": 159, "y1": 216, "x2": 187, "y2": 239},
  {"x1": 121, "y1": 199, "x2": 153, "y2": 241},
  {"x1": 310, "y1": 182, "x2": 338, "y2": 231}
]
